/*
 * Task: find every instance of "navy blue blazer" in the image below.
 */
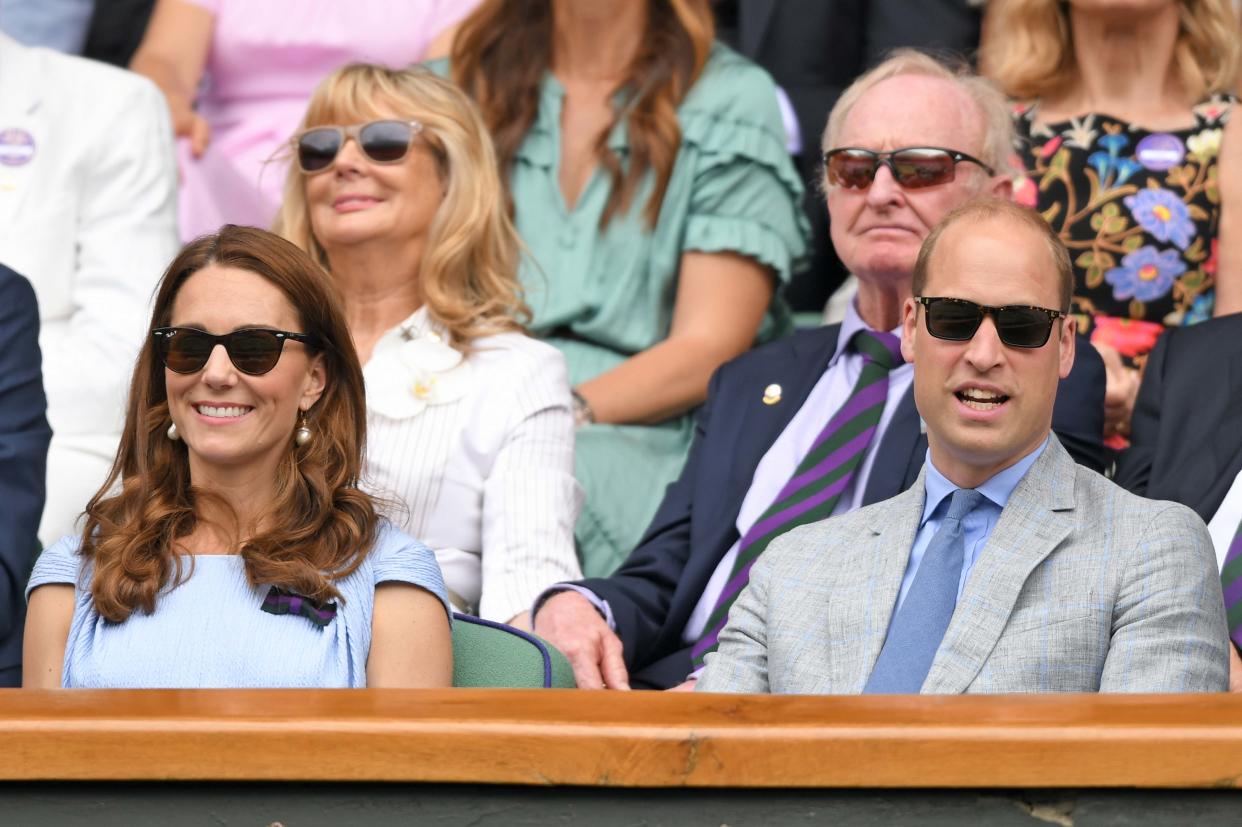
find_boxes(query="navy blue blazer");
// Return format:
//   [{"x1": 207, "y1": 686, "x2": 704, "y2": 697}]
[
  {"x1": 0, "y1": 264, "x2": 51, "y2": 686},
  {"x1": 1115, "y1": 314, "x2": 1242, "y2": 523},
  {"x1": 579, "y1": 324, "x2": 1106, "y2": 689}
]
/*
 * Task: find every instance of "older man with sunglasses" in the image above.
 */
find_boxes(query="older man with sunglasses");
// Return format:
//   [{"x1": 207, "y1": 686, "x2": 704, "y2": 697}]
[
  {"x1": 533, "y1": 50, "x2": 1107, "y2": 691},
  {"x1": 698, "y1": 197, "x2": 1227, "y2": 694}
]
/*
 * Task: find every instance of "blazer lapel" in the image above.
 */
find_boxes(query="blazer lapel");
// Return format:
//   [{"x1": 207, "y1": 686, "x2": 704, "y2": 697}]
[
  {"x1": 721, "y1": 326, "x2": 842, "y2": 510},
  {"x1": 0, "y1": 36, "x2": 45, "y2": 225},
  {"x1": 1195, "y1": 349, "x2": 1242, "y2": 515},
  {"x1": 862, "y1": 384, "x2": 924, "y2": 505},
  {"x1": 828, "y1": 477, "x2": 925, "y2": 692},
  {"x1": 921, "y1": 437, "x2": 1076, "y2": 694}
]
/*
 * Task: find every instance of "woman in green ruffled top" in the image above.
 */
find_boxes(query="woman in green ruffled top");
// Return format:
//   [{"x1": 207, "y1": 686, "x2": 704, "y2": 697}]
[{"x1": 441, "y1": 0, "x2": 809, "y2": 575}]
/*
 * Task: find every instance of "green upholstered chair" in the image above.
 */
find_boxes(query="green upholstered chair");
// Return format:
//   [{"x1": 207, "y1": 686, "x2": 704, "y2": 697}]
[{"x1": 451, "y1": 613, "x2": 576, "y2": 688}]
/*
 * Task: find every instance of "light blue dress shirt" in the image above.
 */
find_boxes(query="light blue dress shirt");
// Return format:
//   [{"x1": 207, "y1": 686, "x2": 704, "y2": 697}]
[{"x1": 896, "y1": 437, "x2": 1050, "y2": 611}]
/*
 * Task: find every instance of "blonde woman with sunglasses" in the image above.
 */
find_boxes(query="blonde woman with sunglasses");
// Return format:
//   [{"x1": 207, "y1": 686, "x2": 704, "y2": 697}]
[{"x1": 275, "y1": 64, "x2": 581, "y2": 628}]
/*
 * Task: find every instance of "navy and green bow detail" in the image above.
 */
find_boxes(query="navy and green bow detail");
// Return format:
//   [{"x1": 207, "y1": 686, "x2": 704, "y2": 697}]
[{"x1": 261, "y1": 586, "x2": 337, "y2": 628}]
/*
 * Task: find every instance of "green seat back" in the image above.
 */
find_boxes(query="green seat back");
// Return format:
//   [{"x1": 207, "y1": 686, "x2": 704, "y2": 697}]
[{"x1": 451, "y1": 613, "x2": 575, "y2": 688}]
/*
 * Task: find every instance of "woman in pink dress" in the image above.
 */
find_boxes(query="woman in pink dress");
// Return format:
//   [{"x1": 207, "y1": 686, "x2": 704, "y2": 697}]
[{"x1": 130, "y1": 0, "x2": 479, "y2": 241}]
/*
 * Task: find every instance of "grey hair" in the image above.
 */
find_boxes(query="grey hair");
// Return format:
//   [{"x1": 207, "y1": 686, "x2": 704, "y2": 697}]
[{"x1": 821, "y1": 49, "x2": 1016, "y2": 177}]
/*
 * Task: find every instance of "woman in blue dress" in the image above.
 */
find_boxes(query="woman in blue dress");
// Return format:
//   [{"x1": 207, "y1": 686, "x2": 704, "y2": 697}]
[{"x1": 23, "y1": 225, "x2": 453, "y2": 688}]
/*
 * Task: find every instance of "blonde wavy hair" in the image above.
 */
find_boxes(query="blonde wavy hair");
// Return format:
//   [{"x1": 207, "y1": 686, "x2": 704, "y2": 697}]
[
  {"x1": 274, "y1": 63, "x2": 529, "y2": 348},
  {"x1": 822, "y1": 49, "x2": 1017, "y2": 178},
  {"x1": 982, "y1": 0, "x2": 1241, "y2": 102}
]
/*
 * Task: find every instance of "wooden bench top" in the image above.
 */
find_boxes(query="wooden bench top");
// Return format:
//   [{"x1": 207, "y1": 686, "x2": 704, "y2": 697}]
[{"x1": 4, "y1": 689, "x2": 1241, "y2": 787}]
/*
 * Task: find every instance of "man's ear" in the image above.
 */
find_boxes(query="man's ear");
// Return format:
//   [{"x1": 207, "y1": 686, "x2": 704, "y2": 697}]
[
  {"x1": 1058, "y1": 315, "x2": 1076, "y2": 380},
  {"x1": 988, "y1": 173, "x2": 1014, "y2": 200},
  {"x1": 900, "y1": 298, "x2": 919, "y2": 364}
]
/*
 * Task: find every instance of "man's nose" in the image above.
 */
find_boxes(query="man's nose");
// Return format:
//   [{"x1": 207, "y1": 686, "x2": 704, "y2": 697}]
[
  {"x1": 865, "y1": 162, "x2": 903, "y2": 206},
  {"x1": 963, "y1": 315, "x2": 1005, "y2": 371}
]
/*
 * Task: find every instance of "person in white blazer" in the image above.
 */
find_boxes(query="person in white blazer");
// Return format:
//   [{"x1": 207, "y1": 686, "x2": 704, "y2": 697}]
[
  {"x1": 0, "y1": 32, "x2": 180, "y2": 545},
  {"x1": 275, "y1": 63, "x2": 582, "y2": 627}
]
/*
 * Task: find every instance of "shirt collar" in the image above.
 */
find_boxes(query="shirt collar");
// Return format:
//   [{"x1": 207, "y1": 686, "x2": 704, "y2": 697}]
[
  {"x1": 920, "y1": 435, "x2": 1050, "y2": 526},
  {"x1": 830, "y1": 298, "x2": 904, "y2": 367}
]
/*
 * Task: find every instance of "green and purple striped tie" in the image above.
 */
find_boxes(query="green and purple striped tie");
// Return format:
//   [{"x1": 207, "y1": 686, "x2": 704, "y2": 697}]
[
  {"x1": 691, "y1": 329, "x2": 904, "y2": 668},
  {"x1": 1222, "y1": 522, "x2": 1242, "y2": 649}
]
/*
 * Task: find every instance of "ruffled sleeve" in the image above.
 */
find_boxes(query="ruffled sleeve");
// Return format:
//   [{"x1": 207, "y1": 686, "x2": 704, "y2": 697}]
[
  {"x1": 678, "y1": 46, "x2": 811, "y2": 287},
  {"x1": 25, "y1": 535, "x2": 84, "y2": 601},
  {"x1": 369, "y1": 523, "x2": 453, "y2": 623}
]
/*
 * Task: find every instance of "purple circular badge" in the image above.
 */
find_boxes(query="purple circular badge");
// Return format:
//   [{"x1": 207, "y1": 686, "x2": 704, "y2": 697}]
[
  {"x1": 1135, "y1": 133, "x2": 1185, "y2": 171},
  {"x1": 0, "y1": 129, "x2": 35, "y2": 167}
]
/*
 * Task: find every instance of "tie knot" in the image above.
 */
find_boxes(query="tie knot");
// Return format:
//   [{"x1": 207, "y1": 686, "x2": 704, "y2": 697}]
[
  {"x1": 946, "y1": 488, "x2": 985, "y2": 523},
  {"x1": 852, "y1": 329, "x2": 904, "y2": 370}
]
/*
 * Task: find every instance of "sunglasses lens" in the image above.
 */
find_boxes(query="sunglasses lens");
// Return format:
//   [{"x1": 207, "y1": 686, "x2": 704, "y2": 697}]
[
  {"x1": 297, "y1": 128, "x2": 342, "y2": 172},
  {"x1": 827, "y1": 150, "x2": 879, "y2": 189},
  {"x1": 890, "y1": 149, "x2": 956, "y2": 188},
  {"x1": 226, "y1": 330, "x2": 284, "y2": 375},
  {"x1": 161, "y1": 330, "x2": 214, "y2": 374},
  {"x1": 996, "y1": 307, "x2": 1054, "y2": 348},
  {"x1": 925, "y1": 300, "x2": 982, "y2": 341},
  {"x1": 359, "y1": 120, "x2": 413, "y2": 164}
]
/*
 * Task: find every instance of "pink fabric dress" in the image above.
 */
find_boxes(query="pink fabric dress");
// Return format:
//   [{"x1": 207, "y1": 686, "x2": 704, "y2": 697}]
[{"x1": 178, "y1": 0, "x2": 479, "y2": 241}]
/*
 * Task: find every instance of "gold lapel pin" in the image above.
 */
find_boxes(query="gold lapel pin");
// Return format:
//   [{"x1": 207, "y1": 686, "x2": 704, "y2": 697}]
[{"x1": 762, "y1": 383, "x2": 782, "y2": 405}]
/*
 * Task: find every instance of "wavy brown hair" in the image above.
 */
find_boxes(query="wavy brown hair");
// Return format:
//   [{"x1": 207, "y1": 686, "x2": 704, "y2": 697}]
[
  {"x1": 450, "y1": 0, "x2": 714, "y2": 228},
  {"x1": 982, "y1": 0, "x2": 1241, "y2": 103},
  {"x1": 81, "y1": 226, "x2": 379, "y2": 623},
  {"x1": 275, "y1": 64, "x2": 529, "y2": 349}
]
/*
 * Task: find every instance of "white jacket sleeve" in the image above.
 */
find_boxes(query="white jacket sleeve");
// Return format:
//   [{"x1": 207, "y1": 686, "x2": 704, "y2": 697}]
[
  {"x1": 41, "y1": 70, "x2": 179, "y2": 436},
  {"x1": 477, "y1": 341, "x2": 583, "y2": 622}
]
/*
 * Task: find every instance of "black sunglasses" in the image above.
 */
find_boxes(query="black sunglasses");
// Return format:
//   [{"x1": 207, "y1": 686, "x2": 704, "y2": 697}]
[
  {"x1": 915, "y1": 297, "x2": 1065, "y2": 349},
  {"x1": 293, "y1": 119, "x2": 423, "y2": 174},
  {"x1": 824, "y1": 146, "x2": 994, "y2": 190},
  {"x1": 153, "y1": 327, "x2": 317, "y2": 376}
]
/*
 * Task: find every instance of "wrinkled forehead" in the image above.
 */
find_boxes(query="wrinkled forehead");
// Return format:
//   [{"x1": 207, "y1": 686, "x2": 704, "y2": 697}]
[{"x1": 838, "y1": 75, "x2": 985, "y2": 155}]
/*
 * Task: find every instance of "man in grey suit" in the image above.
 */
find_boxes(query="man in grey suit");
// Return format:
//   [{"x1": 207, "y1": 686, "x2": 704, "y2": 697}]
[{"x1": 698, "y1": 198, "x2": 1229, "y2": 695}]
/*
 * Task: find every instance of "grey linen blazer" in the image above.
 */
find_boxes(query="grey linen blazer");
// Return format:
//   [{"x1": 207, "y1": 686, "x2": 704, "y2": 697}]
[{"x1": 697, "y1": 435, "x2": 1229, "y2": 694}]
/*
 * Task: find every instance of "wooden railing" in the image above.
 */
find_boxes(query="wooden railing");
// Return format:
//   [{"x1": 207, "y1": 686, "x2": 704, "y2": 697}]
[{"x1": 4, "y1": 689, "x2": 1242, "y2": 788}]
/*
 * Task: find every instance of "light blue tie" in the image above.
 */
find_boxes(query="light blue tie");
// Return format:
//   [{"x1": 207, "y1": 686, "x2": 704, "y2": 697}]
[{"x1": 863, "y1": 488, "x2": 985, "y2": 694}]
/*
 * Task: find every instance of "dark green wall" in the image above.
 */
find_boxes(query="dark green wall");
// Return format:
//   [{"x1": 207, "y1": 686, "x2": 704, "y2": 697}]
[{"x1": 4, "y1": 784, "x2": 1242, "y2": 826}]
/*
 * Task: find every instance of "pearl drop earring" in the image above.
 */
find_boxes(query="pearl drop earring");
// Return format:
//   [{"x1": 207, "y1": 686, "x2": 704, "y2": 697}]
[
  {"x1": 167, "y1": 421, "x2": 179, "y2": 441},
  {"x1": 295, "y1": 412, "x2": 311, "y2": 446}
]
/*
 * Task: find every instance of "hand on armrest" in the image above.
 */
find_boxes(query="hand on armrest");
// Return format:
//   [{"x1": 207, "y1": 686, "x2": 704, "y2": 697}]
[{"x1": 534, "y1": 590, "x2": 630, "y2": 690}]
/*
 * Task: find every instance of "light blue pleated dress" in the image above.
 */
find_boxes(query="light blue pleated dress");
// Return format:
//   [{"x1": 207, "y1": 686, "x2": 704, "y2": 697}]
[{"x1": 25, "y1": 523, "x2": 450, "y2": 688}]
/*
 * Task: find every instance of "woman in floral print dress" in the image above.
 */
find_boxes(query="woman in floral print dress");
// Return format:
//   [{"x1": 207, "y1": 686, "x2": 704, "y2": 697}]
[{"x1": 982, "y1": 0, "x2": 1241, "y2": 442}]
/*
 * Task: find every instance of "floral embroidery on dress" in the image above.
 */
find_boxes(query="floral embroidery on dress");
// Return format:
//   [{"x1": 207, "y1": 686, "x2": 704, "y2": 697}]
[
  {"x1": 1012, "y1": 93, "x2": 1234, "y2": 356},
  {"x1": 364, "y1": 310, "x2": 474, "y2": 420}
]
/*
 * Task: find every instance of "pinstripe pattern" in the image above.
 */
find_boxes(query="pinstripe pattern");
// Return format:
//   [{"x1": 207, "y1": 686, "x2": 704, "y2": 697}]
[
  {"x1": 697, "y1": 436, "x2": 1230, "y2": 695},
  {"x1": 364, "y1": 316, "x2": 582, "y2": 622}
]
